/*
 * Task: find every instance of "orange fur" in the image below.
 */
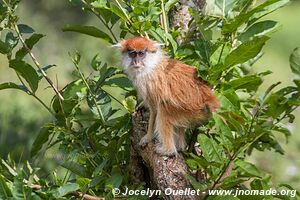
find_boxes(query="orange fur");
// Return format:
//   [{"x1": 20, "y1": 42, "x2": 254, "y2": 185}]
[
  {"x1": 120, "y1": 36, "x2": 158, "y2": 52},
  {"x1": 118, "y1": 37, "x2": 219, "y2": 156}
]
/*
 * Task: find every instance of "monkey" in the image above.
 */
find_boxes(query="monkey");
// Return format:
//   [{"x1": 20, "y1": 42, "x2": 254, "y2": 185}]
[{"x1": 114, "y1": 36, "x2": 219, "y2": 156}]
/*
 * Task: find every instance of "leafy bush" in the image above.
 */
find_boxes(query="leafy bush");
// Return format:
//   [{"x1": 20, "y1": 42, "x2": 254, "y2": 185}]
[{"x1": 0, "y1": 0, "x2": 299, "y2": 199}]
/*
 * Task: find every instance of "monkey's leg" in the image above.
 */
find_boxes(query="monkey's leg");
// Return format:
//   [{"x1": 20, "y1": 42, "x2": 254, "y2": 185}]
[
  {"x1": 176, "y1": 127, "x2": 186, "y2": 152},
  {"x1": 139, "y1": 108, "x2": 156, "y2": 147},
  {"x1": 155, "y1": 110, "x2": 177, "y2": 156}
]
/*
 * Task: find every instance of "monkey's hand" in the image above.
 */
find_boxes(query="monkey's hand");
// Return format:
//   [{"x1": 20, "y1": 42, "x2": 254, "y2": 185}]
[
  {"x1": 136, "y1": 100, "x2": 145, "y2": 110},
  {"x1": 139, "y1": 134, "x2": 152, "y2": 148},
  {"x1": 155, "y1": 145, "x2": 177, "y2": 157}
]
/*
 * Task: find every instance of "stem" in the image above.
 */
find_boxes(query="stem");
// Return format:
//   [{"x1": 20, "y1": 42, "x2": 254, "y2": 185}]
[
  {"x1": 73, "y1": 61, "x2": 105, "y2": 124},
  {"x1": 217, "y1": 43, "x2": 226, "y2": 64},
  {"x1": 31, "y1": 93, "x2": 55, "y2": 116},
  {"x1": 101, "y1": 87, "x2": 124, "y2": 107},
  {"x1": 114, "y1": 0, "x2": 132, "y2": 23},
  {"x1": 81, "y1": 0, "x2": 118, "y2": 43},
  {"x1": 161, "y1": 0, "x2": 169, "y2": 43},
  {"x1": 16, "y1": 74, "x2": 55, "y2": 116},
  {"x1": 13, "y1": 24, "x2": 64, "y2": 101},
  {"x1": 62, "y1": 169, "x2": 71, "y2": 184}
]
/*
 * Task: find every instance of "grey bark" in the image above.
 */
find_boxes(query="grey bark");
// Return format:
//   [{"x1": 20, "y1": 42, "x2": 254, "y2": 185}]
[
  {"x1": 130, "y1": 108, "x2": 201, "y2": 200},
  {"x1": 129, "y1": 1, "x2": 207, "y2": 199},
  {"x1": 170, "y1": 0, "x2": 207, "y2": 44}
]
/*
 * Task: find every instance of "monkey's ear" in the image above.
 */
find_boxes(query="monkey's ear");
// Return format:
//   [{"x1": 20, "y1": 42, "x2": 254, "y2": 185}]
[
  {"x1": 111, "y1": 43, "x2": 122, "y2": 49},
  {"x1": 154, "y1": 42, "x2": 165, "y2": 48},
  {"x1": 110, "y1": 40, "x2": 125, "y2": 50}
]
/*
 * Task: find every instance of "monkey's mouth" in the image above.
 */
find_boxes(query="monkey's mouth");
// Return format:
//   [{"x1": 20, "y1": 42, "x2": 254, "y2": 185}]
[{"x1": 132, "y1": 64, "x2": 144, "y2": 69}]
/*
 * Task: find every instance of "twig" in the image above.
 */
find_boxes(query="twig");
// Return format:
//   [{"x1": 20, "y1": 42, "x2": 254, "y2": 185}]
[
  {"x1": 161, "y1": 0, "x2": 169, "y2": 45},
  {"x1": 72, "y1": 60, "x2": 105, "y2": 124},
  {"x1": 15, "y1": 73, "x2": 55, "y2": 116},
  {"x1": 114, "y1": 0, "x2": 132, "y2": 23},
  {"x1": 13, "y1": 24, "x2": 64, "y2": 101},
  {"x1": 80, "y1": 0, "x2": 118, "y2": 43}
]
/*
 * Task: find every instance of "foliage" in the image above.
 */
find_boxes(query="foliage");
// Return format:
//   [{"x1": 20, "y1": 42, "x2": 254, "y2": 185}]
[{"x1": 0, "y1": 0, "x2": 300, "y2": 199}]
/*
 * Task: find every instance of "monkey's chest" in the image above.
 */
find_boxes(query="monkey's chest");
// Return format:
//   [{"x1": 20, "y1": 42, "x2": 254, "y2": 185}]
[
  {"x1": 133, "y1": 78, "x2": 149, "y2": 99},
  {"x1": 134, "y1": 76, "x2": 163, "y2": 105}
]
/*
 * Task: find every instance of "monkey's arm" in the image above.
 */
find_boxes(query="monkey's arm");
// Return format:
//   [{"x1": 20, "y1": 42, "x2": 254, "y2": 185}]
[{"x1": 139, "y1": 107, "x2": 156, "y2": 147}]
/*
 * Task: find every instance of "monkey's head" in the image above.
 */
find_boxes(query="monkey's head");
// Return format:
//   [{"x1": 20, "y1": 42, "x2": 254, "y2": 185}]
[{"x1": 114, "y1": 36, "x2": 164, "y2": 77}]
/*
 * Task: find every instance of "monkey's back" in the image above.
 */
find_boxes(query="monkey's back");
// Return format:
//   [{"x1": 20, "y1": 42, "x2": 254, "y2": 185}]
[{"x1": 146, "y1": 59, "x2": 219, "y2": 125}]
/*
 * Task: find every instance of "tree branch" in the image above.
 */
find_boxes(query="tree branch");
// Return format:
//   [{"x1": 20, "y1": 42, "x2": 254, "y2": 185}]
[
  {"x1": 14, "y1": 24, "x2": 64, "y2": 101},
  {"x1": 130, "y1": 107, "x2": 203, "y2": 200}
]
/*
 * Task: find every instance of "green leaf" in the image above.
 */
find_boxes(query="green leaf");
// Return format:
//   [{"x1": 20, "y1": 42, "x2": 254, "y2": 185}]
[
  {"x1": 122, "y1": 96, "x2": 137, "y2": 113},
  {"x1": 249, "y1": 0, "x2": 289, "y2": 24},
  {"x1": 61, "y1": 161, "x2": 90, "y2": 178},
  {"x1": 55, "y1": 183, "x2": 79, "y2": 197},
  {"x1": 110, "y1": 3, "x2": 128, "y2": 21},
  {"x1": 17, "y1": 24, "x2": 35, "y2": 33},
  {"x1": 239, "y1": 20, "x2": 280, "y2": 42},
  {"x1": 62, "y1": 25, "x2": 113, "y2": 43},
  {"x1": 186, "y1": 174, "x2": 208, "y2": 192},
  {"x1": 97, "y1": 65, "x2": 117, "y2": 87},
  {"x1": 30, "y1": 124, "x2": 53, "y2": 157},
  {"x1": 5, "y1": 32, "x2": 19, "y2": 49},
  {"x1": 195, "y1": 40, "x2": 212, "y2": 66},
  {"x1": 16, "y1": 34, "x2": 45, "y2": 60},
  {"x1": 1, "y1": 160, "x2": 17, "y2": 176},
  {"x1": 214, "y1": 114, "x2": 234, "y2": 149},
  {"x1": 218, "y1": 112, "x2": 245, "y2": 133},
  {"x1": 250, "y1": 177, "x2": 271, "y2": 190},
  {"x1": 218, "y1": 89, "x2": 240, "y2": 112},
  {"x1": 0, "y1": 40, "x2": 10, "y2": 54},
  {"x1": 289, "y1": 47, "x2": 300, "y2": 76},
  {"x1": 228, "y1": 75, "x2": 263, "y2": 92},
  {"x1": 91, "y1": 54, "x2": 102, "y2": 71},
  {"x1": 232, "y1": 0, "x2": 253, "y2": 12},
  {"x1": 37, "y1": 64, "x2": 56, "y2": 80},
  {"x1": 225, "y1": 36, "x2": 269, "y2": 68},
  {"x1": 91, "y1": 0, "x2": 108, "y2": 8},
  {"x1": 222, "y1": 11, "x2": 254, "y2": 34},
  {"x1": 222, "y1": 0, "x2": 288, "y2": 34},
  {"x1": 12, "y1": 174, "x2": 26, "y2": 200},
  {"x1": 0, "y1": 175, "x2": 12, "y2": 198},
  {"x1": 106, "y1": 166, "x2": 123, "y2": 188},
  {"x1": 165, "y1": 0, "x2": 179, "y2": 13},
  {"x1": 235, "y1": 160, "x2": 262, "y2": 177},
  {"x1": 197, "y1": 134, "x2": 224, "y2": 163},
  {"x1": 77, "y1": 178, "x2": 90, "y2": 191},
  {"x1": 215, "y1": 0, "x2": 236, "y2": 15},
  {"x1": 104, "y1": 76, "x2": 133, "y2": 89},
  {"x1": 0, "y1": 82, "x2": 24, "y2": 91},
  {"x1": 9, "y1": 60, "x2": 39, "y2": 93}
]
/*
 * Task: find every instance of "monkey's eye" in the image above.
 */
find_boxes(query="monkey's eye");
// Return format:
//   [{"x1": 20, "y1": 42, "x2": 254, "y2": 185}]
[
  {"x1": 128, "y1": 51, "x2": 137, "y2": 58},
  {"x1": 138, "y1": 51, "x2": 145, "y2": 57}
]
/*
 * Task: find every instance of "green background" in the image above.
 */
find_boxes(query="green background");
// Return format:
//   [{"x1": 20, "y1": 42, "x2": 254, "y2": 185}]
[{"x1": 0, "y1": 0, "x2": 299, "y2": 190}]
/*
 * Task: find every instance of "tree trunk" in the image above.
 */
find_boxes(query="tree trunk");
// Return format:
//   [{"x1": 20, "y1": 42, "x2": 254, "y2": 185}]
[
  {"x1": 130, "y1": 108, "x2": 204, "y2": 200},
  {"x1": 129, "y1": 1, "x2": 207, "y2": 199}
]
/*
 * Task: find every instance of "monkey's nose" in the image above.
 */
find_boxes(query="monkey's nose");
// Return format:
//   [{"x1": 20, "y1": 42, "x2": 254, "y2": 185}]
[{"x1": 133, "y1": 59, "x2": 142, "y2": 67}]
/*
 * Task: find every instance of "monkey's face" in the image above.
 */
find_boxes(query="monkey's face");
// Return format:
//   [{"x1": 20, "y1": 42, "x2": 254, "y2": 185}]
[
  {"x1": 121, "y1": 49, "x2": 163, "y2": 77},
  {"x1": 123, "y1": 49, "x2": 146, "y2": 69},
  {"x1": 116, "y1": 37, "x2": 164, "y2": 77}
]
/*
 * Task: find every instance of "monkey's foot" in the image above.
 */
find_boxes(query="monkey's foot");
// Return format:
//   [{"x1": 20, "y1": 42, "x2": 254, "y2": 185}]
[
  {"x1": 136, "y1": 100, "x2": 145, "y2": 111},
  {"x1": 176, "y1": 140, "x2": 187, "y2": 152},
  {"x1": 139, "y1": 135, "x2": 152, "y2": 148},
  {"x1": 155, "y1": 145, "x2": 177, "y2": 157}
]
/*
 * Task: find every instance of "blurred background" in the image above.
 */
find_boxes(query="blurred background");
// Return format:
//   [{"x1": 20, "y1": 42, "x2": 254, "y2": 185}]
[{"x1": 0, "y1": 0, "x2": 299, "y2": 190}]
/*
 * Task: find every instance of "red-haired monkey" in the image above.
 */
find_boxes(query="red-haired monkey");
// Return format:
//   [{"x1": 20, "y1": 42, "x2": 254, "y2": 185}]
[{"x1": 114, "y1": 36, "x2": 219, "y2": 156}]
